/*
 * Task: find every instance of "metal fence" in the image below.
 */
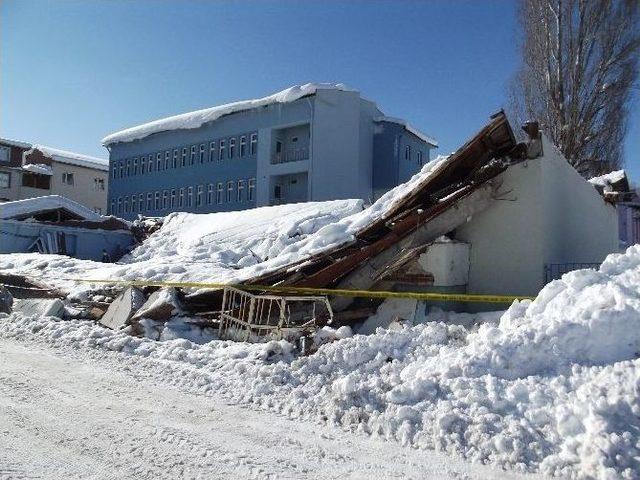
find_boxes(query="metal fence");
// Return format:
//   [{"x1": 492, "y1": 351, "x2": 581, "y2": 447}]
[
  {"x1": 544, "y1": 262, "x2": 601, "y2": 283},
  {"x1": 271, "y1": 147, "x2": 309, "y2": 164}
]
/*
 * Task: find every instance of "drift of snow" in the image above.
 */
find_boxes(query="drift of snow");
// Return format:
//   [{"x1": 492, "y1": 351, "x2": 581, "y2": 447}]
[
  {"x1": 0, "y1": 156, "x2": 448, "y2": 297},
  {"x1": 102, "y1": 83, "x2": 350, "y2": 145},
  {"x1": 2, "y1": 245, "x2": 639, "y2": 478},
  {"x1": 29, "y1": 145, "x2": 109, "y2": 170}
]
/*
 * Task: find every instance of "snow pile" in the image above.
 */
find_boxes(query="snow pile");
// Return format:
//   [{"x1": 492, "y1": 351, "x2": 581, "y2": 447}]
[
  {"x1": 102, "y1": 83, "x2": 350, "y2": 145},
  {"x1": 21, "y1": 163, "x2": 53, "y2": 176},
  {"x1": 2, "y1": 246, "x2": 640, "y2": 478},
  {"x1": 31, "y1": 145, "x2": 109, "y2": 170}
]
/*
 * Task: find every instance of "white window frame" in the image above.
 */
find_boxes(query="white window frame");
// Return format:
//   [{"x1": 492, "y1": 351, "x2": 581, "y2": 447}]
[
  {"x1": 218, "y1": 140, "x2": 226, "y2": 161},
  {"x1": 131, "y1": 195, "x2": 137, "y2": 213},
  {"x1": 124, "y1": 196, "x2": 129, "y2": 213},
  {"x1": 156, "y1": 152, "x2": 162, "y2": 171},
  {"x1": 237, "y1": 179, "x2": 245, "y2": 202},
  {"x1": 146, "y1": 192, "x2": 152, "y2": 210},
  {"x1": 179, "y1": 188, "x2": 185, "y2": 207},
  {"x1": 165, "y1": 151, "x2": 171, "y2": 170},
  {"x1": 119, "y1": 162, "x2": 124, "y2": 177},
  {"x1": 239, "y1": 136, "x2": 246, "y2": 157},
  {"x1": 207, "y1": 183, "x2": 214, "y2": 204},
  {"x1": 187, "y1": 186, "x2": 193, "y2": 207},
  {"x1": 163, "y1": 190, "x2": 169, "y2": 209},
  {"x1": 154, "y1": 191, "x2": 161, "y2": 210},
  {"x1": 250, "y1": 133, "x2": 257, "y2": 155},
  {"x1": 133, "y1": 158, "x2": 138, "y2": 175},
  {"x1": 199, "y1": 144, "x2": 205, "y2": 163},
  {"x1": 248, "y1": 178, "x2": 256, "y2": 201},
  {"x1": 229, "y1": 138, "x2": 236, "y2": 158},
  {"x1": 110, "y1": 200, "x2": 115, "y2": 215},
  {"x1": 126, "y1": 160, "x2": 130, "y2": 176},
  {"x1": 173, "y1": 149, "x2": 179, "y2": 168},
  {"x1": 62, "y1": 172, "x2": 74, "y2": 186},
  {"x1": 190, "y1": 146, "x2": 197, "y2": 165},
  {"x1": 148, "y1": 156, "x2": 154, "y2": 173},
  {"x1": 405, "y1": 145, "x2": 411, "y2": 160},
  {"x1": 0, "y1": 171, "x2": 11, "y2": 188},
  {"x1": 209, "y1": 141, "x2": 216, "y2": 162},
  {"x1": 0, "y1": 145, "x2": 10, "y2": 163},
  {"x1": 226, "y1": 181, "x2": 234, "y2": 203},
  {"x1": 117, "y1": 197, "x2": 122, "y2": 214},
  {"x1": 170, "y1": 189, "x2": 176, "y2": 208},
  {"x1": 138, "y1": 193, "x2": 144, "y2": 212},
  {"x1": 181, "y1": 148, "x2": 187, "y2": 167},
  {"x1": 216, "y1": 182, "x2": 223, "y2": 204},
  {"x1": 196, "y1": 184, "x2": 203, "y2": 207},
  {"x1": 141, "y1": 156, "x2": 146, "y2": 174}
]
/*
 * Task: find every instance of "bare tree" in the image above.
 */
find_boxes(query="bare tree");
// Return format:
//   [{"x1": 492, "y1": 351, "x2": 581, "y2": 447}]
[{"x1": 509, "y1": 0, "x2": 640, "y2": 177}]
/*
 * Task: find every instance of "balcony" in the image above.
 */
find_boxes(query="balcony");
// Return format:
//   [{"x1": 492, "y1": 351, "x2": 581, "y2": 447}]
[{"x1": 271, "y1": 146, "x2": 309, "y2": 164}]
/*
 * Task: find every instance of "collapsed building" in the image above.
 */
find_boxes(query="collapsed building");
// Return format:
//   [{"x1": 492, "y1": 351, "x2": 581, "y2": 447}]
[
  {"x1": 0, "y1": 112, "x2": 622, "y2": 344},
  {"x1": 0, "y1": 195, "x2": 134, "y2": 260}
]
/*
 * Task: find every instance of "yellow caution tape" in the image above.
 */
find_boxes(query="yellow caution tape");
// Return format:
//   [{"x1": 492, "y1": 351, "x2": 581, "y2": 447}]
[{"x1": 62, "y1": 277, "x2": 534, "y2": 304}]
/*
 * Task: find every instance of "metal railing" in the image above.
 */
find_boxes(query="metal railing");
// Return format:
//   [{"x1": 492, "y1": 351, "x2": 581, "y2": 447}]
[
  {"x1": 544, "y1": 262, "x2": 600, "y2": 283},
  {"x1": 271, "y1": 147, "x2": 309, "y2": 164},
  {"x1": 218, "y1": 286, "x2": 332, "y2": 343}
]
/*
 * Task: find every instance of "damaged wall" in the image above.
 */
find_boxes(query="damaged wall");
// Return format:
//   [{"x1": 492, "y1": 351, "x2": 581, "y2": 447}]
[{"x1": 456, "y1": 133, "x2": 618, "y2": 308}]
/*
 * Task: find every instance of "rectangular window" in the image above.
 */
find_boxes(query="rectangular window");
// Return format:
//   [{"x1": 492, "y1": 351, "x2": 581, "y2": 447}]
[
  {"x1": 405, "y1": 145, "x2": 411, "y2": 160},
  {"x1": 133, "y1": 158, "x2": 138, "y2": 175},
  {"x1": 0, "y1": 172, "x2": 10, "y2": 188},
  {"x1": 94, "y1": 178, "x2": 105, "y2": 190},
  {"x1": 156, "y1": 152, "x2": 162, "y2": 171},
  {"x1": 226, "y1": 181, "x2": 234, "y2": 202},
  {"x1": 196, "y1": 185, "x2": 203, "y2": 207},
  {"x1": 141, "y1": 156, "x2": 146, "y2": 174},
  {"x1": 126, "y1": 160, "x2": 131, "y2": 176},
  {"x1": 207, "y1": 183, "x2": 214, "y2": 204},
  {"x1": 216, "y1": 182, "x2": 223, "y2": 204},
  {"x1": 0, "y1": 146, "x2": 10, "y2": 163},
  {"x1": 179, "y1": 188, "x2": 185, "y2": 207},
  {"x1": 173, "y1": 149, "x2": 179, "y2": 168},
  {"x1": 181, "y1": 148, "x2": 187, "y2": 167},
  {"x1": 62, "y1": 172, "x2": 74, "y2": 186},
  {"x1": 239, "y1": 136, "x2": 246, "y2": 157},
  {"x1": 190, "y1": 146, "x2": 196, "y2": 165},
  {"x1": 119, "y1": 161, "x2": 124, "y2": 177},
  {"x1": 22, "y1": 173, "x2": 50, "y2": 189},
  {"x1": 248, "y1": 178, "x2": 256, "y2": 201},
  {"x1": 165, "y1": 151, "x2": 171, "y2": 170},
  {"x1": 209, "y1": 142, "x2": 216, "y2": 162},
  {"x1": 148, "y1": 156, "x2": 154, "y2": 173},
  {"x1": 250, "y1": 133, "x2": 257, "y2": 155},
  {"x1": 112, "y1": 165, "x2": 117, "y2": 179},
  {"x1": 117, "y1": 197, "x2": 122, "y2": 214},
  {"x1": 163, "y1": 190, "x2": 169, "y2": 209},
  {"x1": 170, "y1": 189, "x2": 176, "y2": 208},
  {"x1": 237, "y1": 180, "x2": 245, "y2": 202},
  {"x1": 417, "y1": 150, "x2": 423, "y2": 165},
  {"x1": 218, "y1": 140, "x2": 226, "y2": 161},
  {"x1": 124, "y1": 196, "x2": 129, "y2": 213},
  {"x1": 229, "y1": 138, "x2": 236, "y2": 158},
  {"x1": 199, "y1": 144, "x2": 205, "y2": 163},
  {"x1": 138, "y1": 194, "x2": 144, "y2": 212},
  {"x1": 146, "y1": 193, "x2": 152, "y2": 210},
  {"x1": 110, "y1": 200, "x2": 115, "y2": 215},
  {"x1": 187, "y1": 186, "x2": 193, "y2": 207},
  {"x1": 154, "y1": 191, "x2": 160, "y2": 210},
  {"x1": 131, "y1": 195, "x2": 137, "y2": 213}
]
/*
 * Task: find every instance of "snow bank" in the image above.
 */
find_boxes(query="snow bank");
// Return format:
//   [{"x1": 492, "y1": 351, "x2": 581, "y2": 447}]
[
  {"x1": 30, "y1": 145, "x2": 109, "y2": 171},
  {"x1": 102, "y1": 83, "x2": 350, "y2": 145},
  {"x1": 2, "y1": 246, "x2": 639, "y2": 478}
]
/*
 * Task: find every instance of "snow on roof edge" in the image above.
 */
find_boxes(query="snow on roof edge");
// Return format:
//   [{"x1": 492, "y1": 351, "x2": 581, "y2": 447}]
[
  {"x1": 0, "y1": 195, "x2": 103, "y2": 221},
  {"x1": 31, "y1": 145, "x2": 109, "y2": 171},
  {"x1": 102, "y1": 83, "x2": 352, "y2": 146},
  {"x1": 0, "y1": 137, "x2": 32, "y2": 149},
  {"x1": 374, "y1": 116, "x2": 438, "y2": 147}
]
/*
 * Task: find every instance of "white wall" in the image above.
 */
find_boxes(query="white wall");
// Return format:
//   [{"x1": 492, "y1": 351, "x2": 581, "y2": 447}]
[
  {"x1": 50, "y1": 162, "x2": 108, "y2": 213},
  {"x1": 455, "y1": 136, "x2": 619, "y2": 305}
]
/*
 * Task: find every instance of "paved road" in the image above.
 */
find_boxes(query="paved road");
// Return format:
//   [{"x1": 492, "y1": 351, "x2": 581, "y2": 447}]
[{"x1": 0, "y1": 339, "x2": 539, "y2": 479}]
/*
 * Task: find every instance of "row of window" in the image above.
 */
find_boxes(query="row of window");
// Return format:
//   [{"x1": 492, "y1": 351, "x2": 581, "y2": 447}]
[
  {"x1": 110, "y1": 178, "x2": 256, "y2": 215},
  {"x1": 112, "y1": 133, "x2": 258, "y2": 180},
  {"x1": 0, "y1": 171, "x2": 105, "y2": 191}
]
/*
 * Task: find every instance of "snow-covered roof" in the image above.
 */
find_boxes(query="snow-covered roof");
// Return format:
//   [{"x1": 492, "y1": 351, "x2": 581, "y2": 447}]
[
  {"x1": 22, "y1": 164, "x2": 53, "y2": 176},
  {"x1": 0, "y1": 138, "x2": 32, "y2": 149},
  {"x1": 588, "y1": 170, "x2": 627, "y2": 189},
  {"x1": 374, "y1": 116, "x2": 438, "y2": 147},
  {"x1": 102, "y1": 83, "x2": 351, "y2": 146},
  {"x1": 0, "y1": 195, "x2": 102, "y2": 221},
  {"x1": 30, "y1": 145, "x2": 109, "y2": 171}
]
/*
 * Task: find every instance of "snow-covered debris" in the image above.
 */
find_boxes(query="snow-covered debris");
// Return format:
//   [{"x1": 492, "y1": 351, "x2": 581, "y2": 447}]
[
  {"x1": 102, "y1": 83, "x2": 350, "y2": 145},
  {"x1": 2, "y1": 245, "x2": 640, "y2": 478},
  {"x1": 588, "y1": 170, "x2": 626, "y2": 189},
  {"x1": 21, "y1": 163, "x2": 53, "y2": 175}
]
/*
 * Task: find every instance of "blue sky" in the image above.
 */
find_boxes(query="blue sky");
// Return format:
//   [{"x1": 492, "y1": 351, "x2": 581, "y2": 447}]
[{"x1": 1, "y1": 0, "x2": 638, "y2": 178}]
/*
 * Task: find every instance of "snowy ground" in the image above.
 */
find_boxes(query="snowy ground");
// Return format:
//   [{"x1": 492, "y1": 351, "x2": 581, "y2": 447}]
[{"x1": 0, "y1": 338, "x2": 535, "y2": 480}]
